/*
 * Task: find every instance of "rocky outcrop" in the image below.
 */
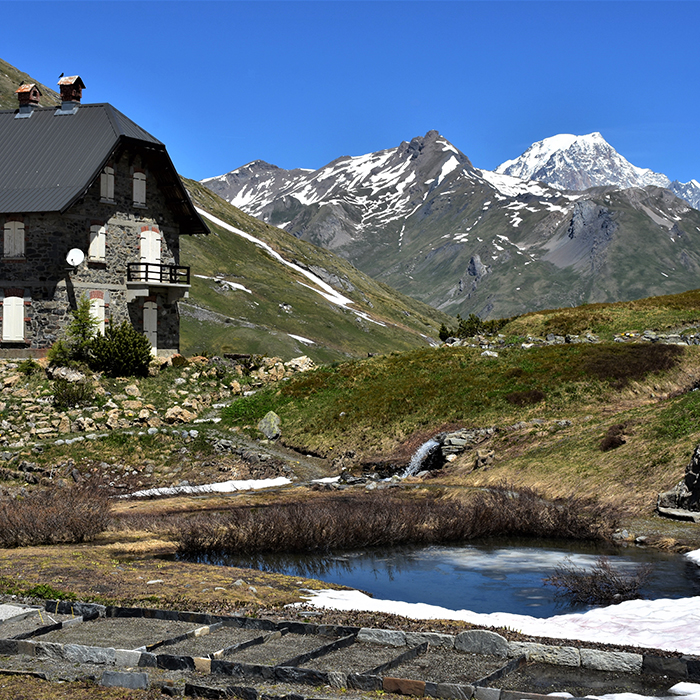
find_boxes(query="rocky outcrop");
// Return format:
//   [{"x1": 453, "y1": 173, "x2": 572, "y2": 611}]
[{"x1": 657, "y1": 445, "x2": 700, "y2": 521}]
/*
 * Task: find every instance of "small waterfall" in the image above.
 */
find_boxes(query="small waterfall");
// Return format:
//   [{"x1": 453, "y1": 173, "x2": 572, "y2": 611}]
[{"x1": 401, "y1": 438, "x2": 441, "y2": 478}]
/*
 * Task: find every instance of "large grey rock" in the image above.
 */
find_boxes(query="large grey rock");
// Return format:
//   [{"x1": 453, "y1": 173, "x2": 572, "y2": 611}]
[
  {"x1": 116, "y1": 648, "x2": 143, "y2": 667},
  {"x1": 435, "y1": 682, "x2": 474, "y2": 700},
  {"x1": 50, "y1": 367, "x2": 86, "y2": 383},
  {"x1": 101, "y1": 670, "x2": 149, "y2": 689},
  {"x1": 357, "y1": 627, "x2": 406, "y2": 646},
  {"x1": 455, "y1": 630, "x2": 509, "y2": 657},
  {"x1": 658, "y1": 444, "x2": 700, "y2": 513},
  {"x1": 63, "y1": 643, "x2": 117, "y2": 665},
  {"x1": 327, "y1": 671, "x2": 347, "y2": 689},
  {"x1": 580, "y1": 649, "x2": 643, "y2": 673},
  {"x1": 405, "y1": 631, "x2": 455, "y2": 648},
  {"x1": 508, "y1": 642, "x2": 580, "y2": 667},
  {"x1": 473, "y1": 687, "x2": 501, "y2": 700},
  {"x1": 257, "y1": 411, "x2": 281, "y2": 440}
]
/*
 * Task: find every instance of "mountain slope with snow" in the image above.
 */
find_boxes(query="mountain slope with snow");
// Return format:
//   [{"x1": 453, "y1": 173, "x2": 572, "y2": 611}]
[{"x1": 203, "y1": 132, "x2": 700, "y2": 321}]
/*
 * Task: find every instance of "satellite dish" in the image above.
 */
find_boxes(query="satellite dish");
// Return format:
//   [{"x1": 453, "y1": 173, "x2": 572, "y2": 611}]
[{"x1": 66, "y1": 248, "x2": 85, "y2": 267}]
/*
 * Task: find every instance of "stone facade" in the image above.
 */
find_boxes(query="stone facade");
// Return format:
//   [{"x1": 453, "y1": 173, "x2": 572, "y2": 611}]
[{"x1": 0, "y1": 148, "x2": 187, "y2": 357}]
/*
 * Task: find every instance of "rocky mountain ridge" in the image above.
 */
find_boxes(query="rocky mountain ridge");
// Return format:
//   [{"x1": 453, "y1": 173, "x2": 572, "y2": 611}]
[{"x1": 203, "y1": 131, "x2": 700, "y2": 320}]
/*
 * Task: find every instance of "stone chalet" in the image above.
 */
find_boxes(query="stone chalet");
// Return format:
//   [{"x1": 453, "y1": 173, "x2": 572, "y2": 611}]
[{"x1": 0, "y1": 76, "x2": 208, "y2": 358}]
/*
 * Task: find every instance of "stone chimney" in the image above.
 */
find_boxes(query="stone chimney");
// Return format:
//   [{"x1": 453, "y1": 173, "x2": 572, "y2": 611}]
[
  {"x1": 57, "y1": 75, "x2": 85, "y2": 111},
  {"x1": 14, "y1": 83, "x2": 42, "y2": 118}
]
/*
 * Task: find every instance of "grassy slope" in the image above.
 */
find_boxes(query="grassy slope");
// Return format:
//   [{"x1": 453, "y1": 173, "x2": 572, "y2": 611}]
[
  {"x1": 222, "y1": 290, "x2": 700, "y2": 511},
  {"x1": 180, "y1": 180, "x2": 453, "y2": 362},
  {"x1": 0, "y1": 58, "x2": 60, "y2": 110}
]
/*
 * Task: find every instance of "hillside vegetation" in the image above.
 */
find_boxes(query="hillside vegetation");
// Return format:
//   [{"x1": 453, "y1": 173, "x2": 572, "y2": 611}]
[
  {"x1": 180, "y1": 180, "x2": 452, "y2": 362},
  {"x1": 0, "y1": 58, "x2": 59, "y2": 110},
  {"x1": 221, "y1": 291, "x2": 700, "y2": 511}
]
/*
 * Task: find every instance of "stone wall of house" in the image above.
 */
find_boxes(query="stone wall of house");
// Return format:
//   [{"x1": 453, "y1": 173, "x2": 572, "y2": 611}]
[{"x1": 0, "y1": 146, "x2": 185, "y2": 356}]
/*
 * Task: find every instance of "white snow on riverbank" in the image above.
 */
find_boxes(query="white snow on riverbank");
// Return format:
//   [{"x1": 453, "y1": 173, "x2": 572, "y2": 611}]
[
  {"x1": 686, "y1": 548, "x2": 700, "y2": 567},
  {"x1": 127, "y1": 476, "x2": 291, "y2": 498},
  {"x1": 299, "y1": 551, "x2": 700, "y2": 657}
]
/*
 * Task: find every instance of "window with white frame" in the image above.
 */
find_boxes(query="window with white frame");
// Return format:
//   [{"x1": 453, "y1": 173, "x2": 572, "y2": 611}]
[
  {"x1": 89, "y1": 295, "x2": 105, "y2": 335},
  {"x1": 3, "y1": 221, "x2": 25, "y2": 258},
  {"x1": 100, "y1": 166, "x2": 115, "y2": 201},
  {"x1": 88, "y1": 224, "x2": 106, "y2": 262},
  {"x1": 2, "y1": 294, "x2": 25, "y2": 342},
  {"x1": 133, "y1": 171, "x2": 146, "y2": 206}
]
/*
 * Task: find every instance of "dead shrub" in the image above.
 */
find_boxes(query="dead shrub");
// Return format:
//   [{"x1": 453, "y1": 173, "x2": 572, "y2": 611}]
[
  {"x1": 505, "y1": 389, "x2": 545, "y2": 406},
  {"x1": 581, "y1": 344, "x2": 683, "y2": 389},
  {"x1": 0, "y1": 487, "x2": 111, "y2": 547},
  {"x1": 600, "y1": 423, "x2": 627, "y2": 452},
  {"x1": 174, "y1": 486, "x2": 616, "y2": 556},
  {"x1": 544, "y1": 556, "x2": 652, "y2": 605}
]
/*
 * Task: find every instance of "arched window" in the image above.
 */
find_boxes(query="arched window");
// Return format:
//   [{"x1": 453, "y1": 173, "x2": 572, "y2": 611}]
[
  {"x1": 2, "y1": 293, "x2": 25, "y2": 342},
  {"x1": 89, "y1": 292, "x2": 105, "y2": 335}
]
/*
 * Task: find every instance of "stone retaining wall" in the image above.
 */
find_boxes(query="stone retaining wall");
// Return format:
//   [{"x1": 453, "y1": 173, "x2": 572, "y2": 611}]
[{"x1": 1, "y1": 603, "x2": 694, "y2": 696}]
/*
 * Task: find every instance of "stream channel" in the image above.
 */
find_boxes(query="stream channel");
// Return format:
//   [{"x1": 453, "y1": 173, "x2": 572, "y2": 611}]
[{"x1": 180, "y1": 537, "x2": 700, "y2": 617}]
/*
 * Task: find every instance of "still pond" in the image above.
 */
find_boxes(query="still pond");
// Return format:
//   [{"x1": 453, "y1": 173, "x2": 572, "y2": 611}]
[{"x1": 181, "y1": 537, "x2": 700, "y2": 618}]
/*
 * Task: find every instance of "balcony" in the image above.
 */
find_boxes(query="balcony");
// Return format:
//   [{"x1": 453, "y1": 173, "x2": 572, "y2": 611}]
[{"x1": 126, "y1": 263, "x2": 190, "y2": 302}]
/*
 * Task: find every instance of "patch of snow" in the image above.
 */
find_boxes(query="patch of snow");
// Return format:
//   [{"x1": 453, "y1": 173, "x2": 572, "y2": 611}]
[
  {"x1": 478, "y1": 169, "x2": 553, "y2": 198},
  {"x1": 288, "y1": 333, "x2": 315, "y2": 345},
  {"x1": 297, "y1": 588, "x2": 700, "y2": 656},
  {"x1": 435, "y1": 156, "x2": 461, "y2": 187},
  {"x1": 194, "y1": 274, "x2": 252, "y2": 294},
  {"x1": 686, "y1": 549, "x2": 700, "y2": 566},
  {"x1": 127, "y1": 476, "x2": 292, "y2": 499}
]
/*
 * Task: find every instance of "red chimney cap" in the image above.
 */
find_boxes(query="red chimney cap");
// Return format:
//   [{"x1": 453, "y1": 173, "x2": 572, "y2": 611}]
[
  {"x1": 15, "y1": 83, "x2": 42, "y2": 106},
  {"x1": 57, "y1": 75, "x2": 85, "y2": 89},
  {"x1": 58, "y1": 75, "x2": 85, "y2": 104}
]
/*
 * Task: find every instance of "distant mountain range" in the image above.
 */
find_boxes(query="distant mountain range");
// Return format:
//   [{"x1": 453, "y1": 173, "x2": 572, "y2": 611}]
[{"x1": 203, "y1": 131, "x2": 700, "y2": 320}]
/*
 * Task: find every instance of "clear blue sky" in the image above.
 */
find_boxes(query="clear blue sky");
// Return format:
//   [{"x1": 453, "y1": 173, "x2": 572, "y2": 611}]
[{"x1": 3, "y1": 1, "x2": 699, "y2": 183}]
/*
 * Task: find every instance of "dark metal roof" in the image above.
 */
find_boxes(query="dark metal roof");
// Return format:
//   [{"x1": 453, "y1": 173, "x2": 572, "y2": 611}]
[{"x1": 0, "y1": 102, "x2": 208, "y2": 234}]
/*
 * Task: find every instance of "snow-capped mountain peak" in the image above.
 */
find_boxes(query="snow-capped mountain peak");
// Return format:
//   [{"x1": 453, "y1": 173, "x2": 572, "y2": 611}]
[{"x1": 496, "y1": 132, "x2": 671, "y2": 192}]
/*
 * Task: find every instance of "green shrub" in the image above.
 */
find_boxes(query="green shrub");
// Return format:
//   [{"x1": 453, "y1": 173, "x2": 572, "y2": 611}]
[
  {"x1": 17, "y1": 358, "x2": 40, "y2": 376},
  {"x1": 222, "y1": 387, "x2": 292, "y2": 425},
  {"x1": 53, "y1": 378, "x2": 95, "y2": 410},
  {"x1": 89, "y1": 322, "x2": 153, "y2": 377}
]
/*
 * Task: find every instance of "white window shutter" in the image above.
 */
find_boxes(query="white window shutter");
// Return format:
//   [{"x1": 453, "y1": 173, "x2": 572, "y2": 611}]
[
  {"x1": 90, "y1": 297, "x2": 105, "y2": 335},
  {"x1": 140, "y1": 229, "x2": 161, "y2": 281},
  {"x1": 88, "y1": 225, "x2": 106, "y2": 261},
  {"x1": 143, "y1": 301, "x2": 157, "y2": 355},
  {"x1": 133, "y1": 172, "x2": 146, "y2": 205},
  {"x1": 3, "y1": 222, "x2": 24, "y2": 258},
  {"x1": 101, "y1": 166, "x2": 114, "y2": 200},
  {"x1": 2, "y1": 296, "x2": 24, "y2": 342}
]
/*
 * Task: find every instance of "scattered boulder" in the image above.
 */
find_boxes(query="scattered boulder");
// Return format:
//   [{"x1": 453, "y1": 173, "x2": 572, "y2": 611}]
[
  {"x1": 284, "y1": 355, "x2": 315, "y2": 373},
  {"x1": 658, "y1": 444, "x2": 700, "y2": 521},
  {"x1": 258, "y1": 411, "x2": 281, "y2": 440},
  {"x1": 49, "y1": 366, "x2": 86, "y2": 383},
  {"x1": 164, "y1": 405, "x2": 197, "y2": 424}
]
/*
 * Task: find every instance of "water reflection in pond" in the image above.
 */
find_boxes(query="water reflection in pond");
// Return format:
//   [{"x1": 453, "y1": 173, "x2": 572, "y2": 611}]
[{"x1": 181, "y1": 537, "x2": 700, "y2": 618}]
